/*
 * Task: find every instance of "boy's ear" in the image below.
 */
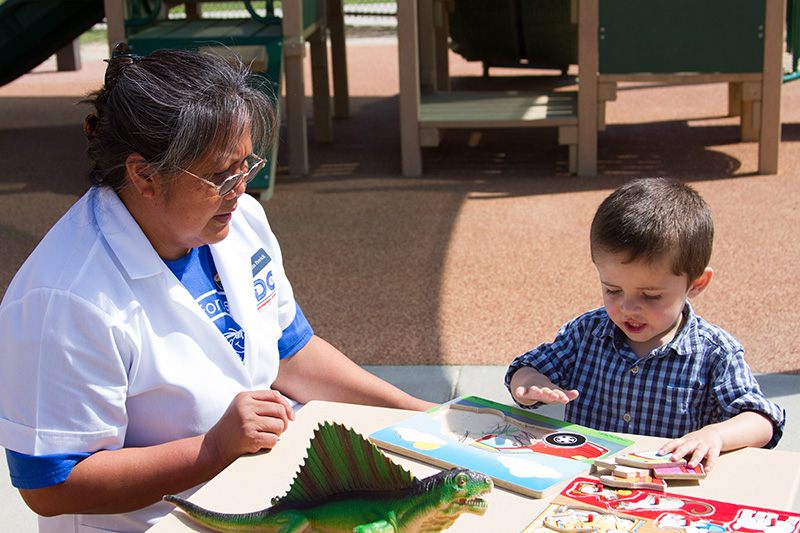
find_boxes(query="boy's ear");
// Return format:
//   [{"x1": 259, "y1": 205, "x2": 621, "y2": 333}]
[
  {"x1": 688, "y1": 267, "x2": 713, "y2": 298},
  {"x1": 125, "y1": 153, "x2": 157, "y2": 198}
]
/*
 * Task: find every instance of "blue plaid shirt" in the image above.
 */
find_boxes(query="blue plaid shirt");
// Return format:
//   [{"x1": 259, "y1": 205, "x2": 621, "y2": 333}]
[{"x1": 505, "y1": 304, "x2": 784, "y2": 448}]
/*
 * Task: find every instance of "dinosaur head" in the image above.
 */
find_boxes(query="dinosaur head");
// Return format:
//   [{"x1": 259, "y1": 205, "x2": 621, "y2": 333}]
[
  {"x1": 430, "y1": 468, "x2": 493, "y2": 517},
  {"x1": 402, "y1": 468, "x2": 493, "y2": 533}
]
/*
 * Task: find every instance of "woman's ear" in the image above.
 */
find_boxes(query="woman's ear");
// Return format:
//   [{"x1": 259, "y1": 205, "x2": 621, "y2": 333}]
[
  {"x1": 125, "y1": 153, "x2": 156, "y2": 198},
  {"x1": 688, "y1": 267, "x2": 713, "y2": 298}
]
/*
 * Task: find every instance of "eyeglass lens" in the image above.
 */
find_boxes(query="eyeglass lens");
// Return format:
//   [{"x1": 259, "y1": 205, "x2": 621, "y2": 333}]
[{"x1": 218, "y1": 156, "x2": 265, "y2": 196}]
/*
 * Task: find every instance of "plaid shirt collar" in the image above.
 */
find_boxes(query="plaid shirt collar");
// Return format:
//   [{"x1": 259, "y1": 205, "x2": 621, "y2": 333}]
[{"x1": 592, "y1": 301, "x2": 697, "y2": 359}]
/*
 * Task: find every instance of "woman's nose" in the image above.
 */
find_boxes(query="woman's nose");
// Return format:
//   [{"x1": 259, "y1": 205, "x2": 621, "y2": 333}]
[{"x1": 223, "y1": 174, "x2": 247, "y2": 199}]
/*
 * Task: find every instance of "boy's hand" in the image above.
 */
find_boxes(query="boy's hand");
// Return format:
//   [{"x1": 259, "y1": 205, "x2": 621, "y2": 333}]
[
  {"x1": 658, "y1": 412, "x2": 774, "y2": 473},
  {"x1": 658, "y1": 425, "x2": 724, "y2": 472},
  {"x1": 660, "y1": 411, "x2": 773, "y2": 472},
  {"x1": 510, "y1": 366, "x2": 579, "y2": 406},
  {"x1": 514, "y1": 385, "x2": 579, "y2": 405}
]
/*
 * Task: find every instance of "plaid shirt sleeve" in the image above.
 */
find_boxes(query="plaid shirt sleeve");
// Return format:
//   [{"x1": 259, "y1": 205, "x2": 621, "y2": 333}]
[
  {"x1": 705, "y1": 336, "x2": 785, "y2": 449},
  {"x1": 505, "y1": 311, "x2": 594, "y2": 406}
]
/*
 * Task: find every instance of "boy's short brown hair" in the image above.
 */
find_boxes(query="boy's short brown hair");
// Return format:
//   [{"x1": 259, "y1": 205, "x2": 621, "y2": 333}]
[{"x1": 590, "y1": 178, "x2": 714, "y2": 284}]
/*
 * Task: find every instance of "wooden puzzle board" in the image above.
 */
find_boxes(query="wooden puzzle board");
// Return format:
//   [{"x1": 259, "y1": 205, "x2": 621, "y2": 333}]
[
  {"x1": 521, "y1": 477, "x2": 800, "y2": 533},
  {"x1": 369, "y1": 396, "x2": 633, "y2": 498}
]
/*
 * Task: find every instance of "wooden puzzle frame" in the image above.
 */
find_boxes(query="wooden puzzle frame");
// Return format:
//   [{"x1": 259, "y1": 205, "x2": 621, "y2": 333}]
[{"x1": 369, "y1": 396, "x2": 633, "y2": 498}]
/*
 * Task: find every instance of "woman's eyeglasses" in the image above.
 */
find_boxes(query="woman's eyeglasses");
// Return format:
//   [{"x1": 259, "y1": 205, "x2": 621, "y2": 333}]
[{"x1": 179, "y1": 154, "x2": 267, "y2": 197}]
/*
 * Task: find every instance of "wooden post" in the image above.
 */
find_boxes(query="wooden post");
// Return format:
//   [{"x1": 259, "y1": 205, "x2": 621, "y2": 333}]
[
  {"x1": 103, "y1": 0, "x2": 127, "y2": 52},
  {"x1": 56, "y1": 39, "x2": 81, "y2": 71},
  {"x1": 418, "y1": 0, "x2": 436, "y2": 91},
  {"x1": 577, "y1": 0, "x2": 598, "y2": 176},
  {"x1": 398, "y1": 0, "x2": 423, "y2": 176},
  {"x1": 758, "y1": 0, "x2": 785, "y2": 174},
  {"x1": 326, "y1": 0, "x2": 350, "y2": 118},
  {"x1": 309, "y1": 21, "x2": 332, "y2": 143},
  {"x1": 434, "y1": 0, "x2": 451, "y2": 91},
  {"x1": 283, "y1": 2, "x2": 309, "y2": 175}
]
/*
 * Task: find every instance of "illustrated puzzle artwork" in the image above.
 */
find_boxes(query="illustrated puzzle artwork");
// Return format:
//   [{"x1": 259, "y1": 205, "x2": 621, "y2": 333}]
[
  {"x1": 369, "y1": 396, "x2": 633, "y2": 498},
  {"x1": 521, "y1": 477, "x2": 800, "y2": 533}
]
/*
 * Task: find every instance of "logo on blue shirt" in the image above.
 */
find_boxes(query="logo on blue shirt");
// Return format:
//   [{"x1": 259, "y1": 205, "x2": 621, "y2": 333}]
[{"x1": 251, "y1": 248, "x2": 276, "y2": 310}]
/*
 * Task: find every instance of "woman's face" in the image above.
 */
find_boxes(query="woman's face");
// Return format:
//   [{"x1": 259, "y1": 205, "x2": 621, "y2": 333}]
[{"x1": 143, "y1": 131, "x2": 253, "y2": 260}]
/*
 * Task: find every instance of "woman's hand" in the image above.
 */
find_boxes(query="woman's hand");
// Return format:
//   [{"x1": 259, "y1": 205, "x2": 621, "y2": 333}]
[{"x1": 202, "y1": 390, "x2": 295, "y2": 465}]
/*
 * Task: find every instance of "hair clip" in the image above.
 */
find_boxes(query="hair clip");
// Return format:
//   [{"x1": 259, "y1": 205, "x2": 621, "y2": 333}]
[
  {"x1": 84, "y1": 113, "x2": 99, "y2": 142},
  {"x1": 106, "y1": 42, "x2": 143, "y2": 63},
  {"x1": 104, "y1": 43, "x2": 144, "y2": 88}
]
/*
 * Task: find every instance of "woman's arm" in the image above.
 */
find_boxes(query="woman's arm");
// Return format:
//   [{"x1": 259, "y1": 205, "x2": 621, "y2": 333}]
[
  {"x1": 18, "y1": 390, "x2": 294, "y2": 516},
  {"x1": 271, "y1": 335, "x2": 436, "y2": 412},
  {"x1": 19, "y1": 336, "x2": 433, "y2": 517}
]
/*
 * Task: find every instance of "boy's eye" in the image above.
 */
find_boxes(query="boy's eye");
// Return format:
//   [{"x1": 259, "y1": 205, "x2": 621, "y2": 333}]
[
  {"x1": 604, "y1": 288, "x2": 621, "y2": 296},
  {"x1": 642, "y1": 293, "x2": 662, "y2": 301}
]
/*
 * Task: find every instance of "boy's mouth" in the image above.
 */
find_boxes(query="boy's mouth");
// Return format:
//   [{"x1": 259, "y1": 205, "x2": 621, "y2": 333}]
[{"x1": 624, "y1": 321, "x2": 646, "y2": 334}]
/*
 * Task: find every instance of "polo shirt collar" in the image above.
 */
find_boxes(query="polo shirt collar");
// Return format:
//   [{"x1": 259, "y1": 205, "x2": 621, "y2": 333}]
[{"x1": 90, "y1": 186, "x2": 166, "y2": 280}]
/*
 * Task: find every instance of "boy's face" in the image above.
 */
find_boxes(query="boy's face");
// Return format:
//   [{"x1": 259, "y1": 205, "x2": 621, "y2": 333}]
[{"x1": 593, "y1": 250, "x2": 711, "y2": 357}]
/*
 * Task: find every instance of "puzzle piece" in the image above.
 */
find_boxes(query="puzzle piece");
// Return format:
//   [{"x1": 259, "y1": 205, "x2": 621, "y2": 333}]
[
  {"x1": 652, "y1": 463, "x2": 706, "y2": 480},
  {"x1": 599, "y1": 473, "x2": 667, "y2": 492},
  {"x1": 592, "y1": 458, "x2": 619, "y2": 471},
  {"x1": 542, "y1": 505, "x2": 641, "y2": 533},
  {"x1": 614, "y1": 465, "x2": 653, "y2": 479},
  {"x1": 615, "y1": 449, "x2": 686, "y2": 469}
]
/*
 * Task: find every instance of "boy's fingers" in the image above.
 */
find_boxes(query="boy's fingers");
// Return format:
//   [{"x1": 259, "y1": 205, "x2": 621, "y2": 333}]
[
  {"x1": 565, "y1": 389, "x2": 580, "y2": 401},
  {"x1": 703, "y1": 450, "x2": 718, "y2": 472},
  {"x1": 657, "y1": 439, "x2": 681, "y2": 458}
]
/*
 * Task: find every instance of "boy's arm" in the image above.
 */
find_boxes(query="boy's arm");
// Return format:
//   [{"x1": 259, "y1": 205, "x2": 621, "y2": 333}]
[
  {"x1": 658, "y1": 411, "x2": 774, "y2": 473},
  {"x1": 509, "y1": 366, "x2": 579, "y2": 406}
]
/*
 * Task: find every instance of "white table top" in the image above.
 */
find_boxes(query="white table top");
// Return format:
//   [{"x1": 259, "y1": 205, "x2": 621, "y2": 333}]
[{"x1": 148, "y1": 400, "x2": 800, "y2": 531}]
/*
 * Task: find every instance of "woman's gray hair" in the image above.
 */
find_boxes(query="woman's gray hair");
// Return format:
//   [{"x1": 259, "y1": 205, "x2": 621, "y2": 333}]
[{"x1": 82, "y1": 45, "x2": 277, "y2": 192}]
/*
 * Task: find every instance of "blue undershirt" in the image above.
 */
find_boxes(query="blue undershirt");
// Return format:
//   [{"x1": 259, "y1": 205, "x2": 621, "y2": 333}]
[{"x1": 165, "y1": 246, "x2": 247, "y2": 361}]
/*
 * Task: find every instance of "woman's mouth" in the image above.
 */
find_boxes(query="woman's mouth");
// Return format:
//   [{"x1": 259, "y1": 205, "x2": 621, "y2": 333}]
[{"x1": 214, "y1": 204, "x2": 236, "y2": 224}]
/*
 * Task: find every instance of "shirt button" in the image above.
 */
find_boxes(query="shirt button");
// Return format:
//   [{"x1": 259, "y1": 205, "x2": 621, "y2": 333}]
[
  {"x1": 631, "y1": 366, "x2": 640, "y2": 375},
  {"x1": 623, "y1": 413, "x2": 632, "y2": 423}
]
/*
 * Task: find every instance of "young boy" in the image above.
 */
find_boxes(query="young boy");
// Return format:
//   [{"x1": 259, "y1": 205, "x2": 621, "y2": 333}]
[{"x1": 506, "y1": 178, "x2": 784, "y2": 472}]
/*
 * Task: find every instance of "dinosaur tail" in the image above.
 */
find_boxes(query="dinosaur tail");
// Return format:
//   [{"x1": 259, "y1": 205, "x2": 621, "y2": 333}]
[{"x1": 163, "y1": 494, "x2": 269, "y2": 533}]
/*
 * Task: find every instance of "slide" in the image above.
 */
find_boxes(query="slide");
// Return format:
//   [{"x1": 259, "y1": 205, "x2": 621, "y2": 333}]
[{"x1": 0, "y1": 0, "x2": 105, "y2": 86}]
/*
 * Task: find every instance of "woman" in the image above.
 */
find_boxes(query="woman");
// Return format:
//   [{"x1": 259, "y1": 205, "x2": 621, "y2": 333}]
[{"x1": 0, "y1": 44, "x2": 433, "y2": 532}]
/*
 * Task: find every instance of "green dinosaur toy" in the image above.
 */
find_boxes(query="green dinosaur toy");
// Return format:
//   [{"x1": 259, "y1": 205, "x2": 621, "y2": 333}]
[{"x1": 164, "y1": 421, "x2": 493, "y2": 533}]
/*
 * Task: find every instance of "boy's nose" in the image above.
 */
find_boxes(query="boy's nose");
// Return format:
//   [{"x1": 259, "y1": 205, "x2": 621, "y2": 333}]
[{"x1": 620, "y1": 296, "x2": 641, "y2": 313}]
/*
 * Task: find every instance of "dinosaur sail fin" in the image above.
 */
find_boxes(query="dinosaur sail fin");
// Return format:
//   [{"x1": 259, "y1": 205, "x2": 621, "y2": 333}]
[{"x1": 274, "y1": 422, "x2": 416, "y2": 507}]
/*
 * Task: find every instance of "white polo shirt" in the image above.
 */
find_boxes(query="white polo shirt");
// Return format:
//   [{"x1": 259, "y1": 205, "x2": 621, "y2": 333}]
[{"x1": 0, "y1": 186, "x2": 305, "y2": 532}]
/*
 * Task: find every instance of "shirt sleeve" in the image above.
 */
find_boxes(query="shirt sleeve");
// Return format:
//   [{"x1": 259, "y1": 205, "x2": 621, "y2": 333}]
[
  {"x1": 5, "y1": 449, "x2": 91, "y2": 489},
  {"x1": 0, "y1": 288, "x2": 130, "y2": 457},
  {"x1": 277, "y1": 303, "x2": 314, "y2": 360},
  {"x1": 505, "y1": 318, "x2": 582, "y2": 408},
  {"x1": 710, "y1": 347, "x2": 785, "y2": 449}
]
